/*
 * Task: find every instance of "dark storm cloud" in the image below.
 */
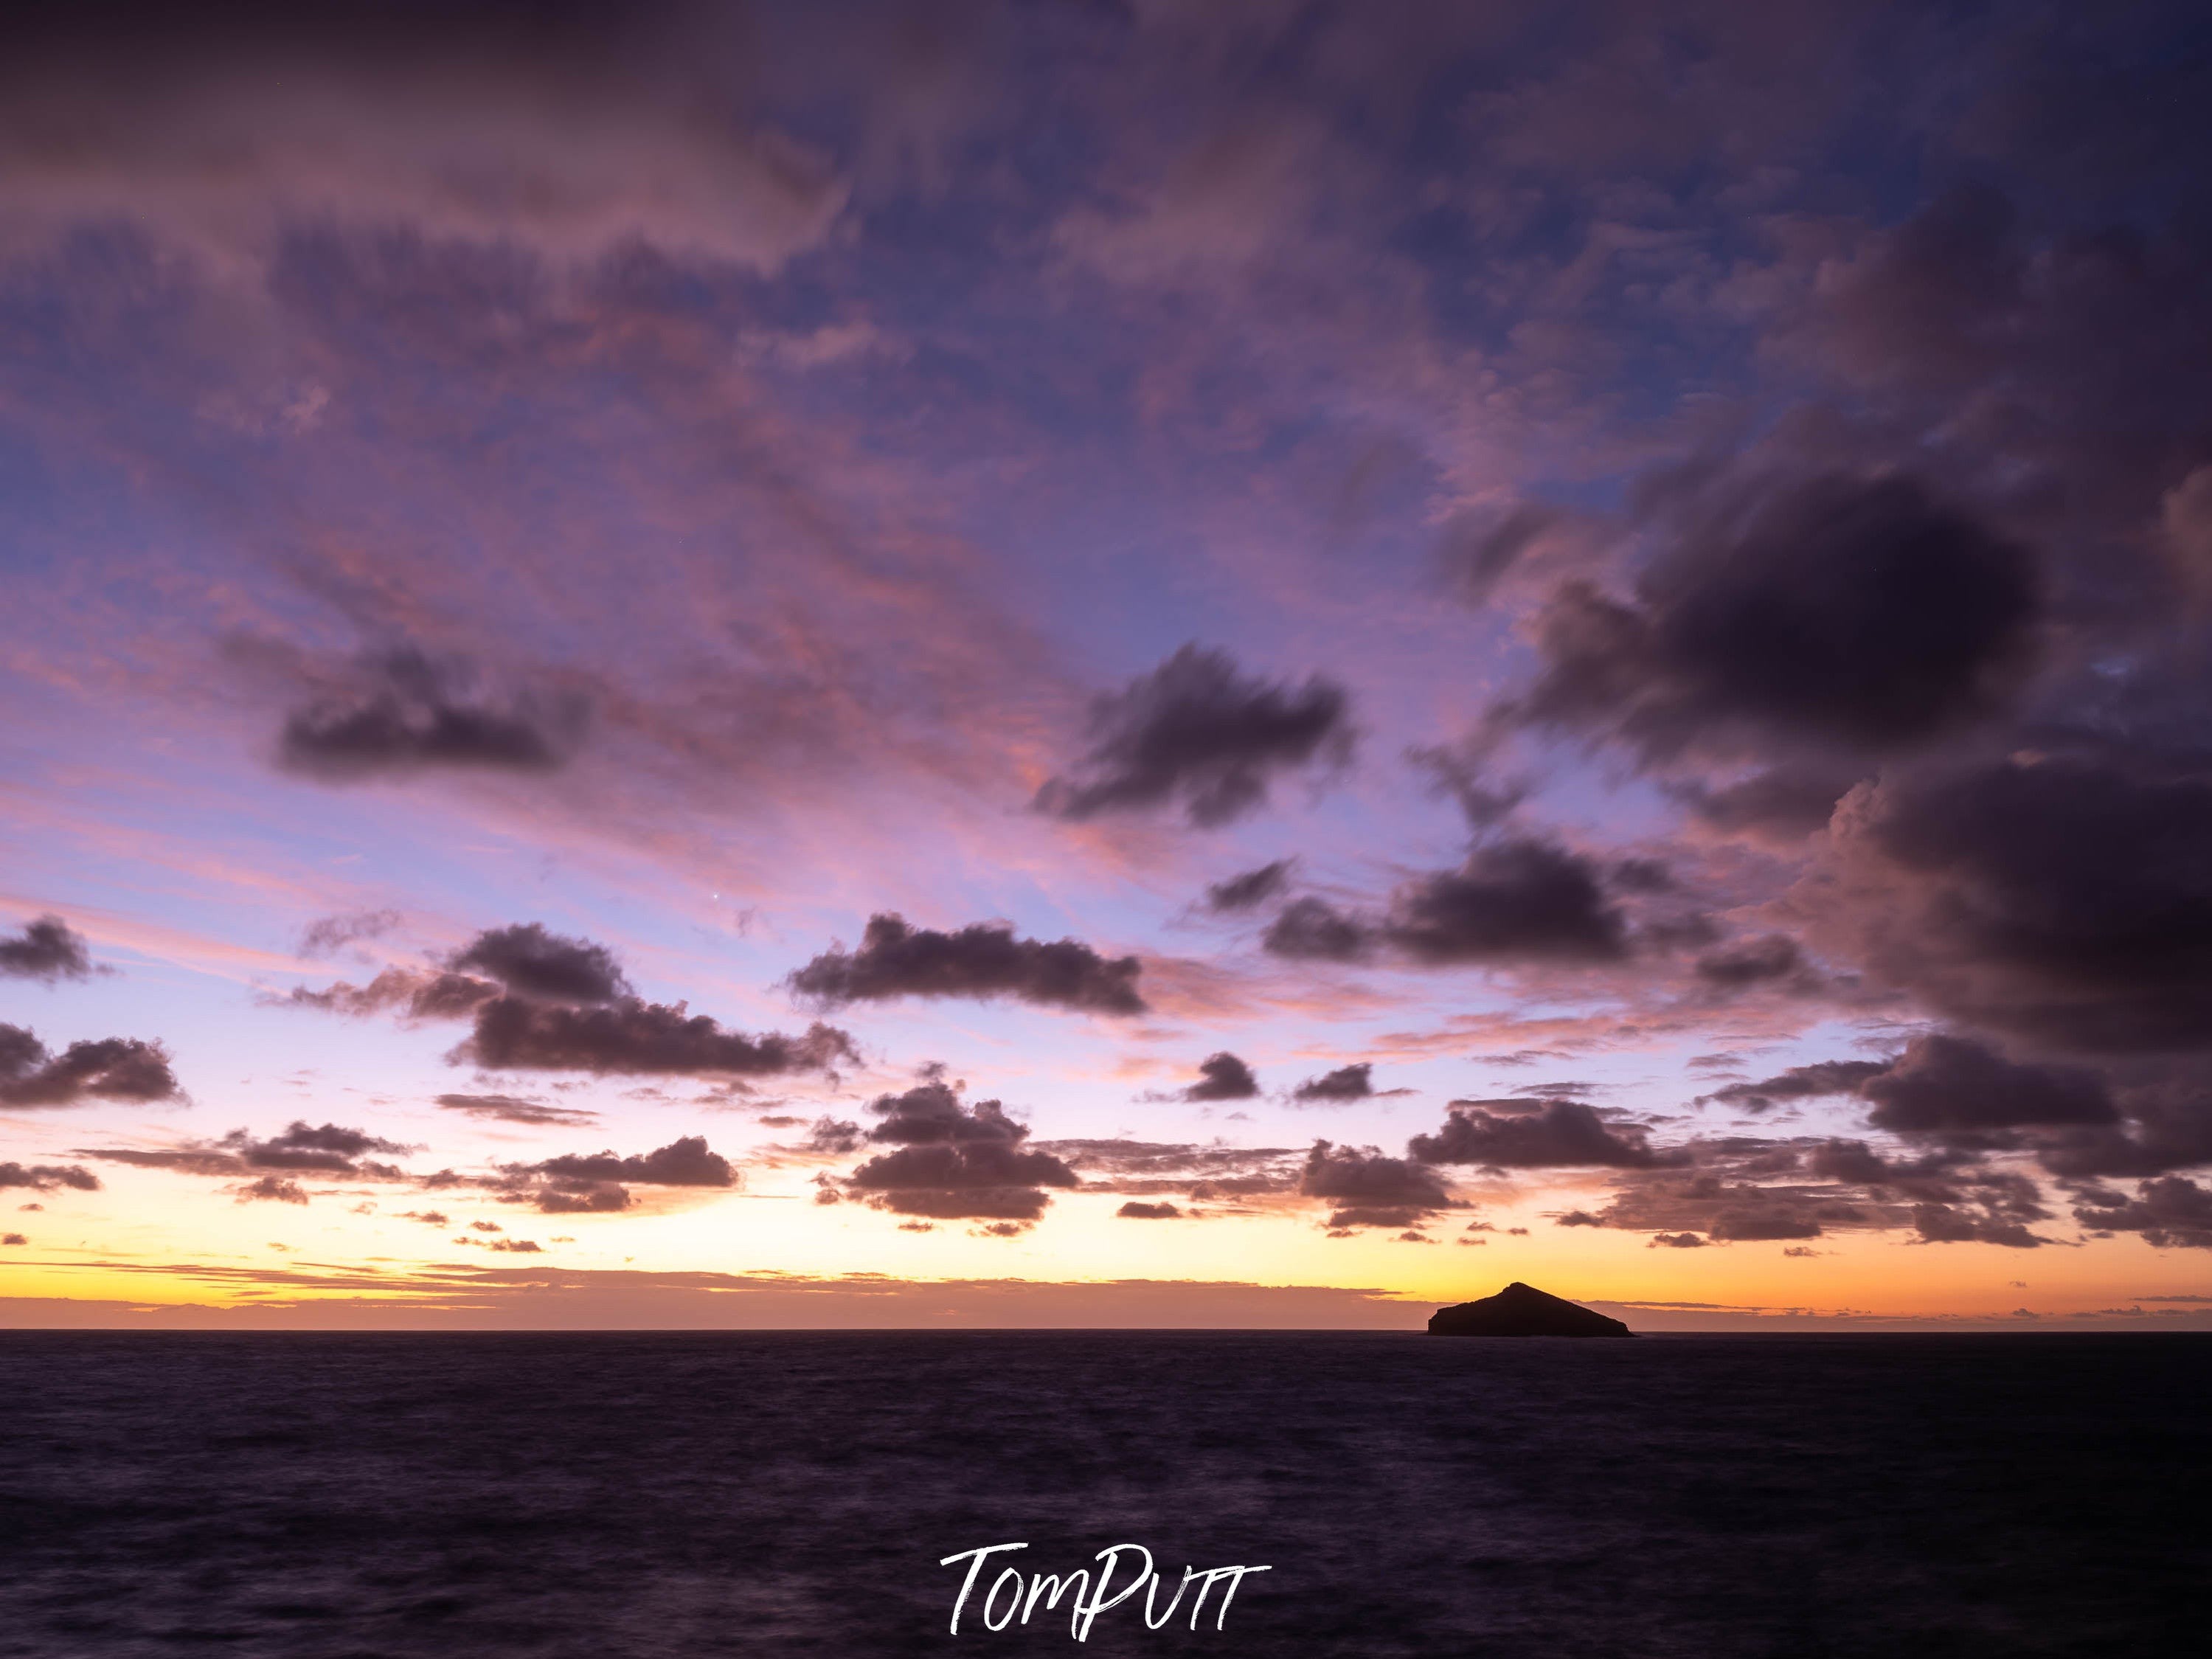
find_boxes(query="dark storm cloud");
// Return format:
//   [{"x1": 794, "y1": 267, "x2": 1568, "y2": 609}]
[
  {"x1": 803, "y1": 1117, "x2": 863, "y2": 1155},
  {"x1": 1117, "y1": 1200, "x2": 1182, "y2": 1219},
  {"x1": 859, "y1": 1081, "x2": 1027, "y2": 1146},
  {"x1": 1608, "y1": 859, "x2": 1675, "y2": 896},
  {"x1": 1707, "y1": 1038, "x2": 2130, "y2": 1172},
  {"x1": 1183, "y1": 1051, "x2": 1260, "y2": 1102},
  {"x1": 79, "y1": 1121, "x2": 414, "y2": 1196},
  {"x1": 459, "y1": 999, "x2": 857, "y2": 1076},
  {"x1": 298, "y1": 909, "x2": 401, "y2": 958},
  {"x1": 1612, "y1": 1132, "x2": 2058, "y2": 1249},
  {"x1": 1700, "y1": 1059, "x2": 1890, "y2": 1113},
  {"x1": 1806, "y1": 1140, "x2": 1925, "y2": 1185},
  {"x1": 238, "y1": 1121, "x2": 413, "y2": 1171},
  {"x1": 2, "y1": 1023, "x2": 59, "y2": 1081},
  {"x1": 1292, "y1": 1063, "x2": 1375, "y2": 1104},
  {"x1": 277, "y1": 648, "x2": 589, "y2": 780},
  {"x1": 0, "y1": 0, "x2": 849, "y2": 277},
  {"x1": 1409, "y1": 1099, "x2": 1668, "y2": 1168},
  {"x1": 2031, "y1": 1090, "x2": 2212, "y2": 1181},
  {"x1": 788, "y1": 912, "x2": 1144, "y2": 1016},
  {"x1": 844, "y1": 1141, "x2": 1080, "y2": 1222},
  {"x1": 1, "y1": 4, "x2": 684, "y2": 83},
  {"x1": 839, "y1": 1088, "x2": 1078, "y2": 1224},
  {"x1": 0, "y1": 915, "x2": 94, "y2": 981},
  {"x1": 1298, "y1": 1140, "x2": 1454, "y2": 1230},
  {"x1": 434, "y1": 1093, "x2": 600, "y2": 1127},
  {"x1": 1828, "y1": 757, "x2": 2212, "y2": 1053},
  {"x1": 1547, "y1": 1156, "x2": 1875, "y2": 1243},
  {"x1": 1693, "y1": 935, "x2": 1806, "y2": 989},
  {"x1": 0, "y1": 1025, "x2": 182, "y2": 1109},
  {"x1": 1909, "y1": 1204, "x2": 2045, "y2": 1250},
  {"x1": 1802, "y1": 174, "x2": 2212, "y2": 567},
  {"x1": 1381, "y1": 838, "x2": 1627, "y2": 965},
  {"x1": 2072, "y1": 1177, "x2": 2212, "y2": 1250},
  {"x1": 282, "y1": 925, "x2": 848, "y2": 1079},
  {"x1": 1676, "y1": 766, "x2": 1862, "y2": 841},
  {"x1": 1203, "y1": 859, "x2": 1294, "y2": 914},
  {"x1": 530, "y1": 1136, "x2": 736, "y2": 1188},
  {"x1": 1506, "y1": 474, "x2": 2042, "y2": 763},
  {"x1": 1260, "y1": 839, "x2": 1626, "y2": 969},
  {"x1": 499, "y1": 1135, "x2": 738, "y2": 1214},
  {"x1": 1261, "y1": 896, "x2": 1373, "y2": 963},
  {"x1": 1860, "y1": 1036, "x2": 2118, "y2": 1134},
  {"x1": 1035, "y1": 644, "x2": 1353, "y2": 828},
  {"x1": 449, "y1": 924, "x2": 631, "y2": 1005},
  {"x1": 0, "y1": 1162, "x2": 100, "y2": 1193}
]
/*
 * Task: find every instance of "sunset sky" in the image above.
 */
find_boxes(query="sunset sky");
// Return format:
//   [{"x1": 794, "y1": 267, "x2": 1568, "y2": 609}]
[{"x1": 4, "y1": 0, "x2": 2209, "y2": 1329}]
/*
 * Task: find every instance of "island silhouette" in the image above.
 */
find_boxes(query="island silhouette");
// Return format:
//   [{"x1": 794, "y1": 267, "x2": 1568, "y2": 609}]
[{"x1": 1429, "y1": 1282, "x2": 1634, "y2": 1337}]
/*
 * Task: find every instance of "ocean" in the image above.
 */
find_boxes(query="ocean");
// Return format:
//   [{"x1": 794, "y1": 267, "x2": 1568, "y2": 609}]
[{"x1": 1, "y1": 1331, "x2": 2205, "y2": 1656}]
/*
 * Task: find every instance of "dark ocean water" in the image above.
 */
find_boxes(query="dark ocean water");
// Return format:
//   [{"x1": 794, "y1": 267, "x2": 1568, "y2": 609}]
[{"x1": 1, "y1": 1331, "x2": 2206, "y2": 1658}]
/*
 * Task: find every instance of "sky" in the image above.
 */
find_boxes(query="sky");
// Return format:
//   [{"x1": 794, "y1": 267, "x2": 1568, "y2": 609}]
[{"x1": 4, "y1": 0, "x2": 2211, "y2": 1330}]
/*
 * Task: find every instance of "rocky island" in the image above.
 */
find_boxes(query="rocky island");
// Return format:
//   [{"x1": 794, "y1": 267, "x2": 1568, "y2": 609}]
[{"x1": 1428, "y1": 1281, "x2": 1634, "y2": 1337}]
